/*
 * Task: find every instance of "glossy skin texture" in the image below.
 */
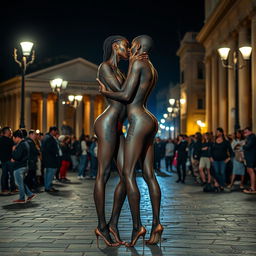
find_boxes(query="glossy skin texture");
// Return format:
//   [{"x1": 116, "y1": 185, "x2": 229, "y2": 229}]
[
  {"x1": 100, "y1": 35, "x2": 162, "y2": 244},
  {"x1": 93, "y1": 39, "x2": 129, "y2": 244}
]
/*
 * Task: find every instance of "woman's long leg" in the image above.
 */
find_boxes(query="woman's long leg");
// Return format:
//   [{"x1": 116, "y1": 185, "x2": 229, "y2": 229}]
[
  {"x1": 124, "y1": 130, "x2": 148, "y2": 240},
  {"x1": 109, "y1": 135, "x2": 126, "y2": 233},
  {"x1": 94, "y1": 136, "x2": 116, "y2": 232},
  {"x1": 141, "y1": 139, "x2": 161, "y2": 231}
]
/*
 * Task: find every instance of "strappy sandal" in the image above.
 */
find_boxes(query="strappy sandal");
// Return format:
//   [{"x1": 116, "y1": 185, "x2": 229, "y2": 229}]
[{"x1": 243, "y1": 188, "x2": 256, "y2": 194}]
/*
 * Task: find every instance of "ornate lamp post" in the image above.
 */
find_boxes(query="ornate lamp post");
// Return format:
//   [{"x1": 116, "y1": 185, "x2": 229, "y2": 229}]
[
  {"x1": 49, "y1": 78, "x2": 68, "y2": 127},
  {"x1": 168, "y1": 98, "x2": 186, "y2": 134},
  {"x1": 67, "y1": 95, "x2": 83, "y2": 108},
  {"x1": 14, "y1": 41, "x2": 35, "y2": 128},
  {"x1": 217, "y1": 44, "x2": 252, "y2": 132}
]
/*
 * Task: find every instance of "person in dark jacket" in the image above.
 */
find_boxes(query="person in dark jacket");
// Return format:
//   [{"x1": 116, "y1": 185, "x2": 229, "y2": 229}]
[
  {"x1": 0, "y1": 127, "x2": 16, "y2": 194},
  {"x1": 191, "y1": 132, "x2": 202, "y2": 183},
  {"x1": 25, "y1": 130, "x2": 40, "y2": 192},
  {"x1": 154, "y1": 137, "x2": 165, "y2": 173},
  {"x1": 210, "y1": 127, "x2": 233, "y2": 191},
  {"x1": 11, "y1": 130, "x2": 36, "y2": 203},
  {"x1": 41, "y1": 126, "x2": 60, "y2": 192},
  {"x1": 175, "y1": 135, "x2": 188, "y2": 183},
  {"x1": 88, "y1": 136, "x2": 98, "y2": 179},
  {"x1": 242, "y1": 127, "x2": 256, "y2": 193}
]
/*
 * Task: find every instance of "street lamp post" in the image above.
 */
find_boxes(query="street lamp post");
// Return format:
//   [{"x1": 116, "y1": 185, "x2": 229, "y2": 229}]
[
  {"x1": 217, "y1": 45, "x2": 252, "y2": 132},
  {"x1": 50, "y1": 78, "x2": 68, "y2": 127},
  {"x1": 14, "y1": 42, "x2": 35, "y2": 128},
  {"x1": 169, "y1": 98, "x2": 186, "y2": 134}
]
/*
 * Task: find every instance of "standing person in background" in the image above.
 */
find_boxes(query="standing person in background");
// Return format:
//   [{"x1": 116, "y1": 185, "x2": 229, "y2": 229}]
[
  {"x1": 77, "y1": 134, "x2": 89, "y2": 179},
  {"x1": 210, "y1": 127, "x2": 233, "y2": 191},
  {"x1": 55, "y1": 132, "x2": 63, "y2": 181},
  {"x1": 165, "y1": 138, "x2": 175, "y2": 172},
  {"x1": 199, "y1": 133, "x2": 212, "y2": 186},
  {"x1": 191, "y1": 133, "x2": 202, "y2": 184},
  {"x1": 242, "y1": 127, "x2": 256, "y2": 193},
  {"x1": 59, "y1": 135, "x2": 72, "y2": 183},
  {"x1": 228, "y1": 130, "x2": 245, "y2": 190},
  {"x1": 0, "y1": 127, "x2": 16, "y2": 194},
  {"x1": 89, "y1": 136, "x2": 98, "y2": 180},
  {"x1": 175, "y1": 135, "x2": 188, "y2": 183},
  {"x1": 70, "y1": 135, "x2": 79, "y2": 172},
  {"x1": 154, "y1": 137, "x2": 164, "y2": 174},
  {"x1": 11, "y1": 130, "x2": 36, "y2": 203},
  {"x1": 25, "y1": 130, "x2": 40, "y2": 192},
  {"x1": 41, "y1": 126, "x2": 60, "y2": 192}
]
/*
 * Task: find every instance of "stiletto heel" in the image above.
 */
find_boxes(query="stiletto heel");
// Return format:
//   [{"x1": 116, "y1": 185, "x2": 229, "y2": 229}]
[
  {"x1": 94, "y1": 228, "x2": 120, "y2": 247},
  {"x1": 125, "y1": 226, "x2": 147, "y2": 247},
  {"x1": 109, "y1": 226, "x2": 125, "y2": 245},
  {"x1": 146, "y1": 224, "x2": 164, "y2": 245}
]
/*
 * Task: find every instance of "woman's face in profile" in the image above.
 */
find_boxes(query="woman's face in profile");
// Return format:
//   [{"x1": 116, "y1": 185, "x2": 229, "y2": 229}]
[{"x1": 117, "y1": 40, "x2": 129, "y2": 60}]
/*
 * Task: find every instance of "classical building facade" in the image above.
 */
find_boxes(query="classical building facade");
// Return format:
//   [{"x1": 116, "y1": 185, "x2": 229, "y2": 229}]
[
  {"x1": 177, "y1": 32, "x2": 206, "y2": 135},
  {"x1": 0, "y1": 58, "x2": 106, "y2": 137},
  {"x1": 197, "y1": 0, "x2": 256, "y2": 134}
]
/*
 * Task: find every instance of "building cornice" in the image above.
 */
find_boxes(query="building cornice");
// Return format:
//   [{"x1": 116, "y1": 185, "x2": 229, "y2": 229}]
[{"x1": 197, "y1": 0, "x2": 239, "y2": 44}]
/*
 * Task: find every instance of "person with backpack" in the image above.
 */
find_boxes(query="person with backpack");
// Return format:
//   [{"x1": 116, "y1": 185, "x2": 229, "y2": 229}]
[{"x1": 11, "y1": 130, "x2": 36, "y2": 203}]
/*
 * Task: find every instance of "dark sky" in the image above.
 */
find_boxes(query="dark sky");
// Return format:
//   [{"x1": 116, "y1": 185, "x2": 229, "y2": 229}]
[{"x1": 0, "y1": 0, "x2": 204, "y2": 115}]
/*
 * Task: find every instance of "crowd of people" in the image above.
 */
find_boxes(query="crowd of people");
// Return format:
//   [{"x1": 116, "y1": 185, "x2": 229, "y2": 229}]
[
  {"x1": 1, "y1": 125, "x2": 256, "y2": 204},
  {"x1": 154, "y1": 127, "x2": 256, "y2": 193},
  {"x1": 0, "y1": 126, "x2": 98, "y2": 203}
]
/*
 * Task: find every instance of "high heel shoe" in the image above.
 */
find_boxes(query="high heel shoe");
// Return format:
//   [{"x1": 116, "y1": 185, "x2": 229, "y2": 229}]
[
  {"x1": 125, "y1": 226, "x2": 147, "y2": 247},
  {"x1": 146, "y1": 224, "x2": 164, "y2": 245},
  {"x1": 95, "y1": 227, "x2": 120, "y2": 247},
  {"x1": 109, "y1": 226, "x2": 126, "y2": 245}
]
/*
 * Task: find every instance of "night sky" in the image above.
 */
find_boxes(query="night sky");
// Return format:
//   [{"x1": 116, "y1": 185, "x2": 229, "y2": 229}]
[{"x1": 0, "y1": 0, "x2": 204, "y2": 115}]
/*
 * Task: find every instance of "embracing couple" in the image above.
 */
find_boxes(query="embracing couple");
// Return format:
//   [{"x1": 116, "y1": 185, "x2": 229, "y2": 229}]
[{"x1": 93, "y1": 35, "x2": 163, "y2": 247}]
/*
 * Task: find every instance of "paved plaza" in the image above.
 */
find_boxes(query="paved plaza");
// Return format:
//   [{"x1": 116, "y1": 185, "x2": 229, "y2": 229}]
[{"x1": 0, "y1": 170, "x2": 256, "y2": 256}]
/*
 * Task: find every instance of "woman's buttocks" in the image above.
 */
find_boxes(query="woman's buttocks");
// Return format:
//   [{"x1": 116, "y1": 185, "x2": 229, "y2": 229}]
[
  {"x1": 94, "y1": 104, "x2": 124, "y2": 136},
  {"x1": 127, "y1": 108, "x2": 157, "y2": 133}
]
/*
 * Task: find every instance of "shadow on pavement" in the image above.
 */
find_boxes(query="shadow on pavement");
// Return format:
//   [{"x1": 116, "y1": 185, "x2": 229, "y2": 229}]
[
  {"x1": 2, "y1": 202, "x2": 40, "y2": 211},
  {"x1": 46, "y1": 190, "x2": 73, "y2": 197},
  {"x1": 146, "y1": 244, "x2": 163, "y2": 256}
]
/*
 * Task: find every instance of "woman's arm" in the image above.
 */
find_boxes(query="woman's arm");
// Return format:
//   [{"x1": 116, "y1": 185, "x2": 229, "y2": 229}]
[{"x1": 98, "y1": 60, "x2": 142, "y2": 102}]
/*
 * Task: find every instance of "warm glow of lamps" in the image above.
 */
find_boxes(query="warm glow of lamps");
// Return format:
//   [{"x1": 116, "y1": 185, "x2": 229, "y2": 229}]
[
  {"x1": 169, "y1": 98, "x2": 175, "y2": 105},
  {"x1": 239, "y1": 46, "x2": 252, "y2": 60},
  {"x1": 180, "y1": 98, "x2": 186, "y2": 105},
  {"x1": 75, "y1": 95, "x2": 83, "y2": 101},
  {"x1": 68, "y1": 95, "x2": 75, "y2": 102},
  {"x1": 167, "y1": 107, "x2": 173, "y2": 113},
  {"x1": 50, "y1": 78, "x2": 63, "y2": 89},
  {"x1": 217, "y1": 47, "x2": 230, "y2": 60},
  {"x1": 163, "y1": 113, "x2": 168, "y2": 118},
  {"x1": 20, "y1": 41, "x2": 34, "y2": 56}
]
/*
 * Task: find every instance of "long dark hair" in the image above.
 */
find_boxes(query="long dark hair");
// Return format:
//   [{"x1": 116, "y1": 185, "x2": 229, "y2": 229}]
[{"x1": 103, "y1": 35, "x2": 127, "y2": 61}]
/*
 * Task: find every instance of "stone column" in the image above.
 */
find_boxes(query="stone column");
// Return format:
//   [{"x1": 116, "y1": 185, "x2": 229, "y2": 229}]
[
  {"x1": 58, "y1": 94, "x2": 64, "y2": 130},
  {"x1": 238, "y1": 26, "x2": 251, "y2": 129},
  {"x1": 205, "y1": 56, "x2": 212, "y2": 132},
  {"x1": 25, "y1": 92, "x2": 31, "y2": 129},
  {"x1": 218, "y1": 57, "x2": 228, "y2": 132},
  {"x1": 10, "y1": 94, "x2": 15, "y2": 130},
  {"x1": 75, "y1": 101, "x2": 83, "y2": 138},
  {"x1": 228, "y1": 39, "x2": 236, "y2": 134},
  {"x1": 211, "y1": 52, "x2": 218, "y2": 132},
  {"x1": 42, "y1": 93, "x2": 48, "y2": 133},
  {"x1": 251, "y1": 15, "x2": 256, "y2": 132},
  {"x1": 90, "y1": 96, "x2": 95, "y2": 136},
  {"x1": 15, "y1": 93, "x2": 21, "y2": 129}
]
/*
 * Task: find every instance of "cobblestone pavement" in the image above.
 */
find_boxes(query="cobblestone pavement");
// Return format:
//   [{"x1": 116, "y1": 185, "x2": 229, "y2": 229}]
[{"x1": 0, "y1": 170, "x2": 256, "y2": 256}]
